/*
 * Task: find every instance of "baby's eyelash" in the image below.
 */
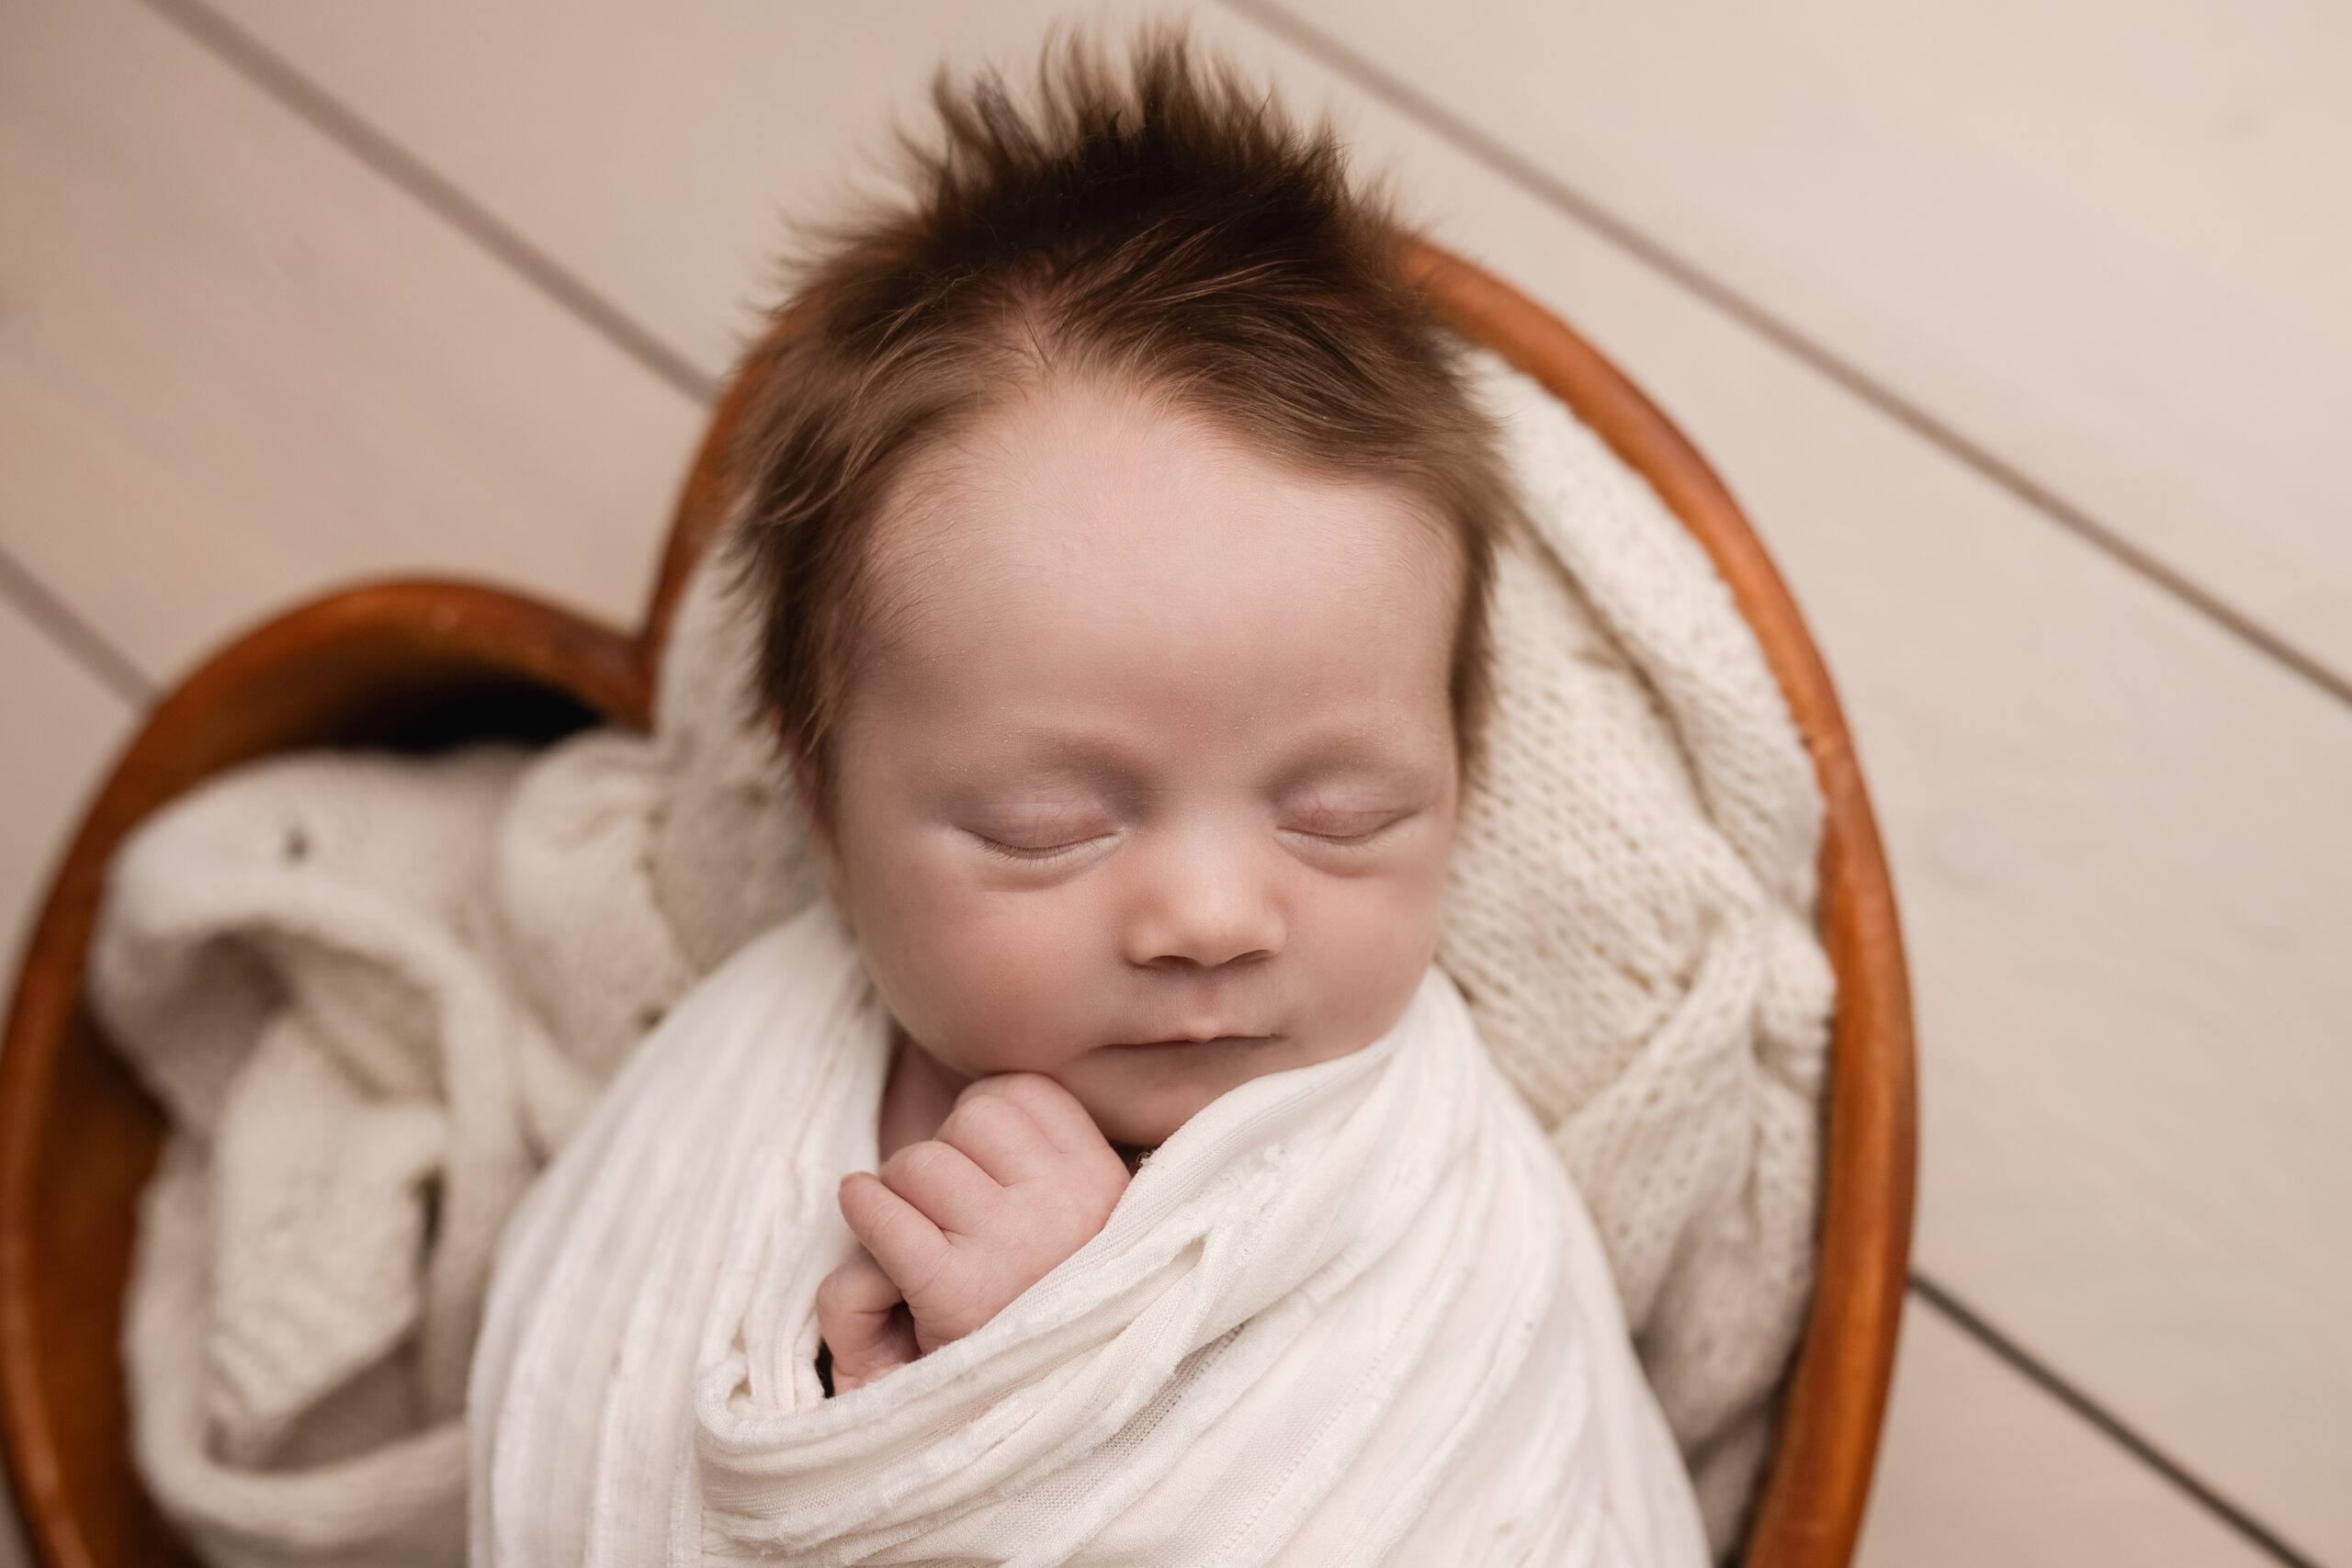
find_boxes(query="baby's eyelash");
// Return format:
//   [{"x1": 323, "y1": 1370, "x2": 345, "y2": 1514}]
[
  {"x1": 1280, "y1": 809, "x2": 1412, "y2": 846},
  {"x1": 968, "y1": 830, "x2": 1115, "y2": 866}
]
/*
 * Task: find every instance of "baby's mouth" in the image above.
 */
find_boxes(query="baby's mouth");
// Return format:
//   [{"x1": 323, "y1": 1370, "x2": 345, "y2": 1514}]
[{"x1": 1106, "y1": 1032, "x2": 1284, "y2": 1051}]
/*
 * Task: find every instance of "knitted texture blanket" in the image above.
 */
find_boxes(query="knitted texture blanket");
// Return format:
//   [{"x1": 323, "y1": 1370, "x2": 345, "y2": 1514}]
[
  {"x1": 90, "y1": 353, "x2": 1830, "y2": 1564},
  {"x1": 469, "y1": 908, "x2": 1708, "y2": 1567}
]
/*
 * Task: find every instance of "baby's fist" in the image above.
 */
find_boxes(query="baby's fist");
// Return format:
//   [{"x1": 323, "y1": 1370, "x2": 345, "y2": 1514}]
[{"x1": 823, "y1": 1074, "x2": 1128, "y2": 1390}]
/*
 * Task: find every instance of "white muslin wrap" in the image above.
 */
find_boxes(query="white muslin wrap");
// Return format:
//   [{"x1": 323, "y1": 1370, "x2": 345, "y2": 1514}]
[{"x1": 468, "y1": 907, "x2": 1709, "y2": 1568}]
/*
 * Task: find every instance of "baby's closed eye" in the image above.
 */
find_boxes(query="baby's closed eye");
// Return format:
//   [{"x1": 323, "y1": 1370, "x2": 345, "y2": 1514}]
[
  {"x1": 1281, "y1": 807, "x2": 1403, "y2": 840},
  {"x1": 1276, "y1": 790, "x2": 1424, "y2": 844},
  {"x1": 961, "y1": 799, "x2": 1121, "y2": 858}
]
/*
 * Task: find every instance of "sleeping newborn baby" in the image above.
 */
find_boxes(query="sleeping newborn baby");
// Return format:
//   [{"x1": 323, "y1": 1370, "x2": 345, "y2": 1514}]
[
  {"x1": 468, "y1": 36, "x2": 1708, "y2": 1567},
  {"x1": 807, "y1": 359, "x2": 1464, "y2": 1395}
]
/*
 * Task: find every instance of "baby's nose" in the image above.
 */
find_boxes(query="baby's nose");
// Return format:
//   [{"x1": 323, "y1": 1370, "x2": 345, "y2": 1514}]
[{"x1": 1121, "y1": 829, "x2": 1285, "y2": 971}]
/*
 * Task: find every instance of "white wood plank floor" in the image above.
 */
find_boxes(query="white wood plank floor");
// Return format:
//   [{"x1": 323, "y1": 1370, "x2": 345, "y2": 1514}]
[
  {"x1": 2, "y1": 1, "x2": 2342, "y2": 1563},
  {"x1": 1250, "y1": 0, "x2": 2352, "y2": 694},
  {"x1": 0, "y1": 0, "x2": 704, "y2": 686}
]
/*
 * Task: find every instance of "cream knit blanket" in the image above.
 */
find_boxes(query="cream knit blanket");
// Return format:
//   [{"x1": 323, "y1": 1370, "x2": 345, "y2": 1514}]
[
  {"x1": 469, "y1": 908, "x2": 1707, "y2": 1567},
  {"x1": 90, "y1": 354, "x2": 1831, "y2": 1564}
]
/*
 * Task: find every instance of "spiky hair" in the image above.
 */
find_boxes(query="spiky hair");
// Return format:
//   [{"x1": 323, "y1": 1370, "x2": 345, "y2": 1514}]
[{"x1": 729, "y1": 32, "x2": 1512, "y2": 809}]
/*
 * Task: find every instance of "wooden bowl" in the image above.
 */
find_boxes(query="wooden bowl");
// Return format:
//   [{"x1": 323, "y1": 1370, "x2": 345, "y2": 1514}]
[{"x1": 0, "y1": 246, "x2": 1914, "y2": 1568}]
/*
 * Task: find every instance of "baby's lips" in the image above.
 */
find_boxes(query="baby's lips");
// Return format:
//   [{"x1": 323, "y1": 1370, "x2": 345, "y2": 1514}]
[{"x1": 1101, "y1": 1032, "x2": 1283, "y2": 1049}]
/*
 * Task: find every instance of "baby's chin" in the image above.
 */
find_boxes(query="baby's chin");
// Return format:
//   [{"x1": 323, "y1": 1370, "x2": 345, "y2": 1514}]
[
  {"x1": 1064, "y1": 1032, "x2": 1368, "y2": 1149},
  {"x1": 1076, "y1": 1081, "x2": 1220, "y2": 1150}
]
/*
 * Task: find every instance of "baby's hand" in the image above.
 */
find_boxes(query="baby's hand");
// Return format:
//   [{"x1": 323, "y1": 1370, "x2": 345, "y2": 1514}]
[{"x1": 818, "y1": 1074, "x2": 1129, "y2": 1393}]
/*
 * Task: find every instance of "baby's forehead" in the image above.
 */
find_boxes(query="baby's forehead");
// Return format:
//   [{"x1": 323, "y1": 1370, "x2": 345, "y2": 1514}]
[
  {"x1": 864, "y1": 379, "x2": 1461, "y2": 623},
  {"x1": 832, "y1": 397, "x2": 1461, "y2": 782}
]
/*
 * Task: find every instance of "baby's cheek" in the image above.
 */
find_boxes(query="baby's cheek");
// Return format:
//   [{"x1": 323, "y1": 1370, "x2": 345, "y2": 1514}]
[
  {"x1": 900, "y1": 893, "x2": 1098, "y2": 1075},
  {"x1": 1315, "y1": 879, "x2": 1445, "y2": 1039}
]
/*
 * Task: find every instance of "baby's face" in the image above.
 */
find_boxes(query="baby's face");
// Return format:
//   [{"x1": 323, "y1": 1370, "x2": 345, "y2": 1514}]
[{"x1": 817, "y1": 379, "x2": 1463, "y2": 1147}]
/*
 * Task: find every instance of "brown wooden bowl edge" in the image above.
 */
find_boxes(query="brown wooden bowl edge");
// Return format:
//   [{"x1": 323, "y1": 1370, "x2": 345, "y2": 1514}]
[
  {"x1": 3, "y1": 240, "x2": 1916, "y2": 1568},
  {"x1": 0, "y1": 581, "x2": 649, "y2": 1567}
]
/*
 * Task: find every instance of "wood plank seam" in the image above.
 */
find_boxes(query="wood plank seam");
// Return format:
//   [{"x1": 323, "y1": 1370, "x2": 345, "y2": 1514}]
[
  {"x1": 155, "y1": 0, "x2": 2352, "y2": 722},
  {"x1": 1215, "y1": 0, "x2": 2352, "y2": 715},
  {"x1": 132, "y1": 0, "x2": 721, "y2": 408},
  {"x1": 0, "y1": 548, "x2": 153, "y2": 712},
  {"x1": 1906, "y1": 1273, "x2": 2324, "y2": 1568}
]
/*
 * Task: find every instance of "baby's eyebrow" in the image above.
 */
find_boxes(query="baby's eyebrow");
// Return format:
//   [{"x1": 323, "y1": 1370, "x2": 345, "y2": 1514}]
[
  {"x1": 1269, "y1": 732, "x2": 1443, "y2": 785},
  {"x1": 935, "y1": 723, "x2": 1443, "y2": 802},
  {"x1": 943, "y1": 746, "x2": 1149, "y2": 801}
]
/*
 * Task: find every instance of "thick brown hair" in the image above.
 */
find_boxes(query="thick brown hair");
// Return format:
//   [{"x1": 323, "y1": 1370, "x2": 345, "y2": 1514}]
[{"x1": 730, "y1": 33, "x2": 1516, "y2": 817}]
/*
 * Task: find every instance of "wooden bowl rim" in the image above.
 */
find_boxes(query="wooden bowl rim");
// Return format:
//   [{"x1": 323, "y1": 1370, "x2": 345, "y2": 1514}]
[{"x1": 0, "y1": 243, "x2": 1912, "y2": 1568}]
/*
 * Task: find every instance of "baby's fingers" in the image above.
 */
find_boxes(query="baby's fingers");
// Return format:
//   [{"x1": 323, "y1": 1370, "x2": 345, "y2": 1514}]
[
  {"x1": 815, "y1": 1248, "x2": 917, "y2": 1395},
  {"x1": 838, "y1": 1171, "x2": 951, "y2": 1297},
  {"x1": 876, "y1": 1138, "x2": 1004, "y2": 1235},
  {"x1": 935, "y1": 1085, "x2": 1062, "y2": 1188},
  {"x1": 959, "y1": 1081, "x2": 1114, "y2": 1166}
]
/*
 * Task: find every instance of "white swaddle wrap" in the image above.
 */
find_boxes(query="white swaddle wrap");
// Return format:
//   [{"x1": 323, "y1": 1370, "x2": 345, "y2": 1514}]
[{"x1": 469, "y1": 906, "x2": 1707, "y2": 1567}]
